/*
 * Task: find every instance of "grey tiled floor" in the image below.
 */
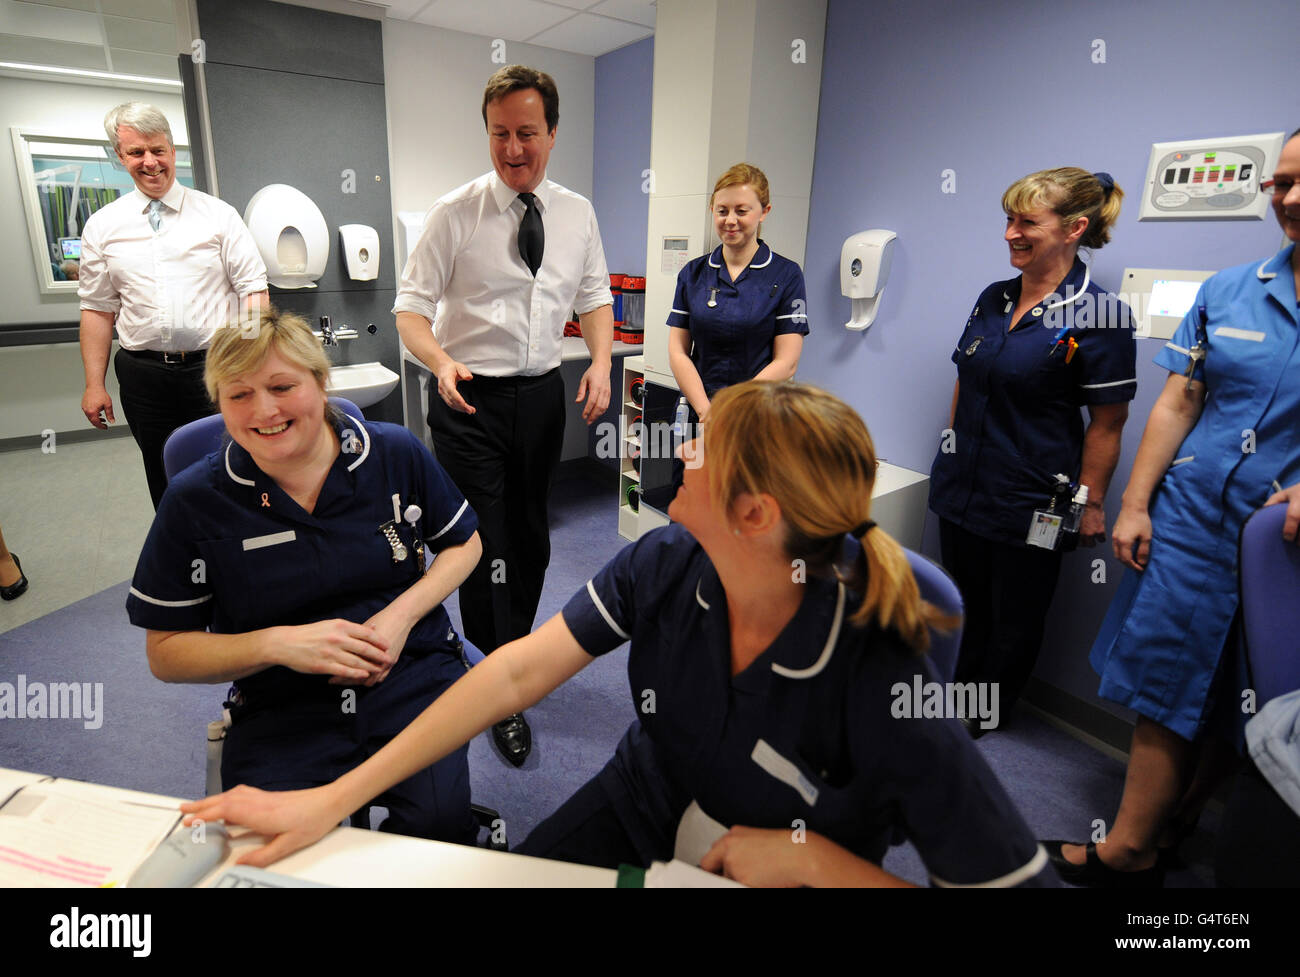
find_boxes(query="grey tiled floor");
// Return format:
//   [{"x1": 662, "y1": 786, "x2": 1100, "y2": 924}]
[{"x1": 0, "y1": 434, "x2": 154, "y2": 635}]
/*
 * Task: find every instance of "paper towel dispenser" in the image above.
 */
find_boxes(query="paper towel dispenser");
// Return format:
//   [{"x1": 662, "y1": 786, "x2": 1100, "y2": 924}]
[{"x1": 244, "y1": 184, "x2": 330, "y2": 289}]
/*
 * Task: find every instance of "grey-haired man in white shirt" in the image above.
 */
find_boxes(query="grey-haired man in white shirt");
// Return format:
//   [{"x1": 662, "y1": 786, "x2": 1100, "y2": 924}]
[
  {"x1": 394, "y1": 66, "x2": 614, "y2": 766},
  {"x1": 78, "y1": 102, "x2": 268, "y2": 509}
]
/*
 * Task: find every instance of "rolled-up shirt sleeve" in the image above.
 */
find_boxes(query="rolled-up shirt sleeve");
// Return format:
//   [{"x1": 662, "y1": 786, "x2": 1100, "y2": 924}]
[
  {"x1": 392, "y1": 203, "x2": 456, "y2": 324},
  {"x1": 572, "y1": 205, "x2": 613, "y2": 316},
  {"x1": 220, "y1": 208, "x2": 268, "y2": 296},
  {"x1": 77, "y1": 218, "x2": 120, "y2": 316}
]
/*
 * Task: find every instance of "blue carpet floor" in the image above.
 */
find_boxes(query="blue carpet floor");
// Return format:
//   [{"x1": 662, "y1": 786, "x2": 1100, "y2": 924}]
[{"x1": 0, "y1": 471, "x2": 1217, "y2": 885}]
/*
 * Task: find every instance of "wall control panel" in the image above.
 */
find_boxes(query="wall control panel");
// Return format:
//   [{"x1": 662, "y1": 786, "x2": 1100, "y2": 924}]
[{"x1": 1138, "y1": 132, "x2": 1283, "y2": 221}]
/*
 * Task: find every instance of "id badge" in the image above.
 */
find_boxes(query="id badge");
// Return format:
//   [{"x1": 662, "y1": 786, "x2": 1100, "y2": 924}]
[{"x1": 1026, "y1": 510, "x2": 1063, "y2": 550}]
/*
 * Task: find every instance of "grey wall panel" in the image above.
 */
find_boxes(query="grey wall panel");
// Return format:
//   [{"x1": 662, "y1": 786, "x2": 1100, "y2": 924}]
[
  {"x1": 197, "y1": 0, "x2": 400, "y2": 424},
  {"x1": 196, "y1": 0, "x2": 384, "y2": 84},
  {"x1": 272, "y1": 287, "x2": 403, "y2": 426},
  {"x1": 203, "y1": 62, "x2": 394, "y2": 296}
]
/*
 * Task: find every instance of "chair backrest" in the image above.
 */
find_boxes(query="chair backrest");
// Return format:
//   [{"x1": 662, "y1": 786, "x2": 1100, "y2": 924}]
[
  {"x1": 162, "y1": 396, "x2": 365, "y2": 481},
  {"x1": 904, "y1": 548, "x2": 964, "y2": 682},
  {"x1": 1239, "y1": 504, "x2": 1300, "y2": 705}
]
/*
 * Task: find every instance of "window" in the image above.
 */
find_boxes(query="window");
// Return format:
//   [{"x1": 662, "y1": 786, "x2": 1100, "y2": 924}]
[{"x1": 10, "y1": 128, "x2": 193, "y2": 295}]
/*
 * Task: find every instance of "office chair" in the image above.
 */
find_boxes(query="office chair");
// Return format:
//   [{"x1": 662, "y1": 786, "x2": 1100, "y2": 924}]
[
  {"x1": 164, "y1": 399, "x2": 506, "y2": 850},
  {"x1": 1238, "y1": 503, "x2": 1300, "y2": 705},
  {"x1": 1216, "y1": 503, "x2": 1300, "y2": 885},
  {"x1": 162, "y1": 396, "x2": 365, "y2": 480},
  {"x1": 904, "y1": 548, "x2": 964, "y2": 683}
]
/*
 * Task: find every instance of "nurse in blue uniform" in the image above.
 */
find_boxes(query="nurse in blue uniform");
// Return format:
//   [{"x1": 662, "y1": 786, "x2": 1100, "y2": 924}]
[
  {"x1": 929, "y1": 167, "x2": 1136, "y2": 730},
  {"x1": 1049, "y1": 130, "x2": 1300, "y2": 886},
  {"x1": 127, "y1": 308, "x2": 482, "y2": 843},
  {"x1": 183, "y1": 381, "x2": 1057, "y2": 888},
  {"x1": 667, "y1": 163, "x2": 808, "y2": 427}
]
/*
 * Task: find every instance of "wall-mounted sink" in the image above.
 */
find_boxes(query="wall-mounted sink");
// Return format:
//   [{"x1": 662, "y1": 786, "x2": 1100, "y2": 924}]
[{"x1": 327, "y1": 362, "x2": 399, "y2": 408}]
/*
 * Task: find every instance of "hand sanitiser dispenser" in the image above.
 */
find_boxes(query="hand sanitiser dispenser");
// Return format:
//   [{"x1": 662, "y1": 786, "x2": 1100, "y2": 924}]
[
  {"x1": 339, "y1": 224, "x2": 380, "y2": 281},
  {"x1": 841, "y1": 230, "x2": 896, "y2": 330},
  {"x1": 243, "y1": 184, "x2": 330, "y2": 289}
]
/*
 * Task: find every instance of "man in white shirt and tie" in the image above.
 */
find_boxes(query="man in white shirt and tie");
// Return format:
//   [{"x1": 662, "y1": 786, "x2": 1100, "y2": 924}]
[
  {"x1": 78, "y1": 102, "x2": 268, "y2": 509},
  {"x1": 394, "y1": 65, "x2": 614, "y2": 767}
]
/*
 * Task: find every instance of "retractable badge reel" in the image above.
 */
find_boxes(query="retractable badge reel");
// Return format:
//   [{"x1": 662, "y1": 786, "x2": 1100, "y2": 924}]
[{"x1": 1026, "y1": 474, "x2": 1073, "y2": 550}]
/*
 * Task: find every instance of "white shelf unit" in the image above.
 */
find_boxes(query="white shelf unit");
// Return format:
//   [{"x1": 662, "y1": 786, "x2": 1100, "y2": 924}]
[{"x1": 618, "y1": 356, "x2": 645, "y2": 540}]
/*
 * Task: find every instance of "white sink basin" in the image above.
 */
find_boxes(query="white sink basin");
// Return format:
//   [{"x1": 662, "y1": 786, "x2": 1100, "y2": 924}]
[{"x1": 327, "y1": 361, "x2": 399, "y2": 408}]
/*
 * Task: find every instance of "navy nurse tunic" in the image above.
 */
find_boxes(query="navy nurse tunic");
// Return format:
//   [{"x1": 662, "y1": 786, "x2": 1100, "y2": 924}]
[
  {"x1": 126, "y1": 412, "x2": 479, "y2": 840},
  {"x1": 929, "y1": 257, "x2": 1137, "y2": 544},
  {"x1": 667, "y1": 240, "x2": 809, "y2": 397},
  {"x1": 549, "y1": 524, "x2": 1056, "y2": 886}
]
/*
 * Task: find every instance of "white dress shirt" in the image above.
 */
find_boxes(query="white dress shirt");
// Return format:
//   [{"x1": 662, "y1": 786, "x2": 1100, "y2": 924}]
[
  {"x1": 393, "y1": 172, "x2": 612, "y2": 377},
  {"x1": 78, "y1": 182, "x2": 267, "y2": 352}
]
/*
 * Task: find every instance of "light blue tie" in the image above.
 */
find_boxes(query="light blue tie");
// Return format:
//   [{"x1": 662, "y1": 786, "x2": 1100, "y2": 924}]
[{"x1": 147, "y1": 198, "x2": 164, "y2": 232}]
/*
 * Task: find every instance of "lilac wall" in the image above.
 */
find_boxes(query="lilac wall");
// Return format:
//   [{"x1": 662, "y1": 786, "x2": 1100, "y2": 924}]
[
  {"x1": 593, "y1": 37, "x2": 653, "y2": 277},
  {"x1": 804, "y1": 0, "x2": 1295, "y2": 719}
]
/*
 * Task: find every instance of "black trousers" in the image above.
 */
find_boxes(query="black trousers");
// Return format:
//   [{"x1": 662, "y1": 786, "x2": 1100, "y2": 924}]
[
  {"x1": 939, "y1": 518, "x2": 1064, "y2": 719},
  {"x1": 426, "y1": 369, "x2": 565, "y2": 653},
  {"x1": 114, "y1": 347, "x2": 216, "y2": 509}
]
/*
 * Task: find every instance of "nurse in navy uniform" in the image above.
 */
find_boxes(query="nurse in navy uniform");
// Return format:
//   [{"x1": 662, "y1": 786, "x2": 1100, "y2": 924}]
[
  {"x1": 127, "y1": 308, "x2": 482, "y2": 844},
  {"x1": 667, "y1": 163, "x2": 808, "y2": 428},
  {"x1": 928, "y1": 167, "x2": 1136, "y2": 733},
  {"x1": 184, "y1": 381, "x2": 1056, "y2": 888}
]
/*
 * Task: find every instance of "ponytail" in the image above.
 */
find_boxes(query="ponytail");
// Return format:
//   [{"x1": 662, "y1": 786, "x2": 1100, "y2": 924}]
[{"x1": 849, "y1": 525, "x2": 958, "y2": 655}]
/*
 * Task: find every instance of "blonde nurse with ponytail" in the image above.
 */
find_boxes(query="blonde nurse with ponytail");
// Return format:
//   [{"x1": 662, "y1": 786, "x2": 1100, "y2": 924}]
[{"x1": 185, "y1": 381, "x2": 1058, "y2": 888}]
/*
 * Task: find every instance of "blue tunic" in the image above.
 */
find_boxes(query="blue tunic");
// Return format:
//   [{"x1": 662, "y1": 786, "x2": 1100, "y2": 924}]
[
  {"x1": 667, "y1": 241, "x2": 808, "y2": 397},
  {"x1": 1091, "y1": 245, "x2": 1300, "y2": 739},
  {"x1": 929, "y1": 257, "x2": 1137, "y2": 545},
  {"x1": 559, "y1": 524, "x2": 1056, "y2": 886}
]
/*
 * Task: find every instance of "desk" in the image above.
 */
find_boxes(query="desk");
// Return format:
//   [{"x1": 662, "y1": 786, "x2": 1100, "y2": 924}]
[
  {"x1": 0, "y1": 768, "x2": 615, "y2": 888},
  {"x1": 399, "y1": 337, "x2": 637, "y2": 460}
]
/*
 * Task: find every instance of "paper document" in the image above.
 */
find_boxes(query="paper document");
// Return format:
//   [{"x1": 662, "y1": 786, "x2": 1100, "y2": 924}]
[
  {"x1": 644, "y1": 860, "x2": 746, "y2": 888},
  {"x1": 0, "y1": 780, "x2": 179, "y2": 887}
]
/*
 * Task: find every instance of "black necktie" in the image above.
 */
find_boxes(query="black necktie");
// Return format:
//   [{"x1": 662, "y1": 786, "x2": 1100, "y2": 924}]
[{"x1": 517, "y1": 192, "x2": 544, "y2": 277}]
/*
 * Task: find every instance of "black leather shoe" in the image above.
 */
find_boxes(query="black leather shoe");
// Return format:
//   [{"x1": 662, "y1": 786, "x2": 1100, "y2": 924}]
[
  {"x1": 1043, "y1": 840, "x2": 1165, "y2": 889},
  {"x1": 0, "y1": 555, "x2": 27, "y2": 601},
  {"x1": 492, "y1": 713, "x2": 532, "y2": 767},
  {"x1": 960, "y1": 716, "x2": 992, "y2": 740}
]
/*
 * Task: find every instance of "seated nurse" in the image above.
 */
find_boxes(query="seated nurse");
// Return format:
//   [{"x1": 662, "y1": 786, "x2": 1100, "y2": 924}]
[
  {"x1": 667, "y1": 163, "x2": 808, "y2": 427},
  {"x1": 127, "y1": 308, "x2": 482, "y2": 843},
  {"x1": 184, "y1": 380, "x2": 1057, "y2": 887}
]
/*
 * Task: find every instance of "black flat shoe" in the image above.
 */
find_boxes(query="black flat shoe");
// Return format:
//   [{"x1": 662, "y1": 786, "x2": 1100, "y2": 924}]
[
  {"x1": 0, "y1": 555, "x2": 27, "y2": 601},
  {"x1": 1043, "y1": 840, "x2": 1165, "y2": 889},
  {"x1": 492, "y1": 713, "x2": 532, "y2": 767}
]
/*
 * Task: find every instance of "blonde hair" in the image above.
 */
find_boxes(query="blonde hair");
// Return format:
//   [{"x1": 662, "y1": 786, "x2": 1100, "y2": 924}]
[
  {"x1": 705, "y1": 381, "x2": 954, "y2": 653},
  {"x1": 205, "y1": 306, "x2": 330, "y2": 404},
  {"x1": 1001, "y1": 167, "x2": 1124, "y2": 249},
  {"x1": 712, "y1": 163, "x2": 770, "y2": 208}
]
